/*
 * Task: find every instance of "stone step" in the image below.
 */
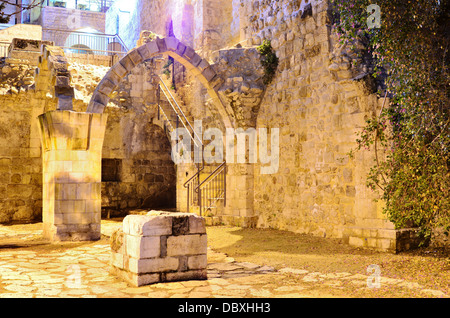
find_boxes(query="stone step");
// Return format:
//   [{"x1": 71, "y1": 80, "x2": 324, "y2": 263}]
[{"x1": 189, "y1": 205, "x2": 218, "y2": 217}]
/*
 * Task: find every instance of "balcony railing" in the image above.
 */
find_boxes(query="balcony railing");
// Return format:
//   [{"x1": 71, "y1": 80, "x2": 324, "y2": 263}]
[{"x1": 42, "y1": 28, "x2": 128, "y2": 66}]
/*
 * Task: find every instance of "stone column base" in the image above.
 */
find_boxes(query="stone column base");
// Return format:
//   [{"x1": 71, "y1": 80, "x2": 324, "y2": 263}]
[{"x1": 43, "y1": 223, "x2": 101, "y2": 241}]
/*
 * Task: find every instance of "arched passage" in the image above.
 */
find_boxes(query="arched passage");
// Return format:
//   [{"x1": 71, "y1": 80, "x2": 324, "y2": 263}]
[{"x1": 87, "y1": 36, "x2": 234, "y2": 129}]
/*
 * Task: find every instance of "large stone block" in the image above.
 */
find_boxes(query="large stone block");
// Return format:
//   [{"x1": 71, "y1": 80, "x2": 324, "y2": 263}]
[
  {"x1": 110, "y1": 62, "x2": 128, "y2": 78},
  {"x1": 97, "y1": 78, "x2": 117, "y2": 97},
  {"x1": 144, "y1": 40, "x2": 160, "y2": 56},
  {"x1": 110, "y1": 211, "x2": 207, "y2": 286},
  {"x1": 127, "y1": 256, "x2": 179, "y2": 274},
  {"x1": 127, "y1": 48, "x2": 144, "y2": 66},
  {"x1": 123, "y1": 214, "x2": 172, "y2": 236},
  {"x1": 164, "y1": 37, "x2": 180, "y2": 52},
  {"x1": 166, "y1": 234, "x2": 207, "y2": 256},
  {"x1": 126, "y1": 235, "x2": 160, "y2": 259}
]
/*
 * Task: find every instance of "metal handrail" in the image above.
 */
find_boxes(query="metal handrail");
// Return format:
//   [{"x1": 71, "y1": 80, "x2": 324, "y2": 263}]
[
  {"x1": 157, "y1": 65, "x2": 226, "y2": 215},
  {"x1": 183, "y1": 166, "x2": 204, "y2": 188},
  {"x1": 159, "y1": 80, "x2": 200, "y2": 149},
  {"x1": 158, "y1": 76, "x2": 203, "y2": 147},
  {"x1": 194, "y1": 161, "x2": 226, "y2": 192},
  {"x1": 196, "y1": 162, "x2": 226, "y2": 216}
]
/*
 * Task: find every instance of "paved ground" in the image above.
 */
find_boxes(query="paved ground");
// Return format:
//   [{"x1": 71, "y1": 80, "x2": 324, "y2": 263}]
[{"x1": 0, "y1": 220, "x2": 448, "y2": 298}]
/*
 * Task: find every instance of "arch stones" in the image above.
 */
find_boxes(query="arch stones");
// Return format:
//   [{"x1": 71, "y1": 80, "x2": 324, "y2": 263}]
[
  {"x1": 37, "y1": 37, "x2": 266, "y2": 241},
  {"x1": 87, "y1": 36, "x2": 233, "y2": 129}
]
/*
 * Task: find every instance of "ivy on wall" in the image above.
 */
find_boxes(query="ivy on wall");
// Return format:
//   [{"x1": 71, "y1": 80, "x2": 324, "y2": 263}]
[
  {"x1": 257, "y1": 40, "x2": 279, "y2": 85},
  {"x1": 333, "y1": 0, "x2": 449, "y2": 243}
]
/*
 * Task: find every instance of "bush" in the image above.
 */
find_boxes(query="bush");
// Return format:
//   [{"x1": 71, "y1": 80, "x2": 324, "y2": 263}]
[{"x1": 333, "y1": 0, "x2": 450, "y2": 242}]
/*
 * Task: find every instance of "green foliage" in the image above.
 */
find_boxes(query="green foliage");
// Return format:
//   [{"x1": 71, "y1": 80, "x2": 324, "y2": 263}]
[
  {"x1": 257, "y1": 40, "x2": 279, "y2": 85},
  {"x1": 333, "y1": 0, "x2": 450, "y2": 242},
  {"x1": 162, "y1": 59, "x2": 173, "y2": 79}
]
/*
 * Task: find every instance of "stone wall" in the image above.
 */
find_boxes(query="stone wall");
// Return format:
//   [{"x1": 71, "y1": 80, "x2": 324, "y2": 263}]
[
  {"x1": 39, "y1": 6, "x2": 106, "y2": 34},
  {"x1": 106, "y1": 0, "x2": 242, "y2": 57},
  {"x1": 0, "y1": 50, "x2": 176, "y2": 223},
  {"x1": 0, "y1": 24, "x2": 43, "y2": 43},
  {"x1": 105, "y1": 0, "x2": 141, "y2": 51},
  {"x1": 101, "y1": 108, "x2": 176, "y2": 215},
  {"x1": 0, "y1": 53, "x2": 54, "y2": 223},
  {"x1": 0, "y1": 91, "x2": 47, "y2": 223},
  {"x1": 38, "y1": 6, "x2": 106, "y2": 50},
  {"x1": 236, "y1": 0, "x2": 399, "y2": 250}
]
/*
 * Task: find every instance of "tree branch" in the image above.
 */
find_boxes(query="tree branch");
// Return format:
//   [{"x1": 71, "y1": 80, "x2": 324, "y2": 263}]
[{"x1": 0, "y1": 0, "x2": 46, "y2": 19}]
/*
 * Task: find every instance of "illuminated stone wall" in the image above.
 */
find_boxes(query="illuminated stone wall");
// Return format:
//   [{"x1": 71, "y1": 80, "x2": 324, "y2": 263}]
[{"x1": 105, "y1": 0, "x2": 241, "y2": 57}]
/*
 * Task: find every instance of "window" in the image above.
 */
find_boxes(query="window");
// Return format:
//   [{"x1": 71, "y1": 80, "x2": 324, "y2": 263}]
[{"x1": 47, "y1": 0, "x2": 104, "y2": 12}]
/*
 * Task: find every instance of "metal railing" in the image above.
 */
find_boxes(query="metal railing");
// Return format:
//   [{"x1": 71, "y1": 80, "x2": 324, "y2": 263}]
[
  {"x1": 184, "y1": 165, "x2": 203, "y2": 213},
  {"x1": 158, "y1": 76, "x2": 202, "y2": 148},
  {"x1": 158, "y1": 75, "x2": 227, "y2": 215},
  {"x1": 196, "y1": 162, "x2": 226, "y2": 216},
  {"x1": 41, "y1": 28, "x2": 128, "y2": 65}
]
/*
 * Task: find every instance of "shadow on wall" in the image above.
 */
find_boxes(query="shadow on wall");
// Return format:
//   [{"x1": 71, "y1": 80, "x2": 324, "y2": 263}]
[{"x1": 141, "y1": 186, "x2": 176, "y2": 210}]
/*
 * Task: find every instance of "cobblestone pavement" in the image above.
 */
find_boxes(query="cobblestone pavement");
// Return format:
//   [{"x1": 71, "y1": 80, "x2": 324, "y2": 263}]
[{"x1": 0, "y1": 221, "x2": 448, "y2": 298}]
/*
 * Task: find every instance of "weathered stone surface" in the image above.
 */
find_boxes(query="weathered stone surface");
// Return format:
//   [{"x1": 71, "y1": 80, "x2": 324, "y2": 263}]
[
  {"x1": 126, "y1": 235, "x2": 160, "y2": 259},
  {"x1": 111, "y1": 212, "x2": 207, "y2": 286},
  {"x1": 167, "y1": 234, "x2": 207, "y2": 256},
  {"x1": 123, "y1": 214, "x2": 172, "y2": 236},
  {"x1": 127, "y1": 256, "x2": 179, "y2": 274}
]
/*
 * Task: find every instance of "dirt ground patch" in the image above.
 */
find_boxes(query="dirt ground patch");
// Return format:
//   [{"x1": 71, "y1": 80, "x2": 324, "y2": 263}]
[{"x1": 206, "y1": 226, "x2": 450, "y2": 296}]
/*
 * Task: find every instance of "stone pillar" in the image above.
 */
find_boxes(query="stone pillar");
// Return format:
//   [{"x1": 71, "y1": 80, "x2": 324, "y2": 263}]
[
  {"x1": 223, "y1": 163, "x2": 256, "y2": 227},
  {"x1": 38, "y1": 110, "x2": 108, "y2": 241}
]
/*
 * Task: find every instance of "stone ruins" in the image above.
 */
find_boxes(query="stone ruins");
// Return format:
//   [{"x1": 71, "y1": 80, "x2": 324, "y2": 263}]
[
  {"x1": 110, "y1": 211, "x2": 207, "y2": 286},
  {"x1": 0, "y1": 0, "x2": 435, "y2": 270}
]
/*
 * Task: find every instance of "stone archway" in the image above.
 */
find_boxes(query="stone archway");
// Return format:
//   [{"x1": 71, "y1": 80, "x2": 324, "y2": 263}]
[
  {"x1": 87, "y1": 36, "x2": 234, "y2": 129},
  {"x1": 37, "y1": 38, "x2": 264, "y2": 242}
]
